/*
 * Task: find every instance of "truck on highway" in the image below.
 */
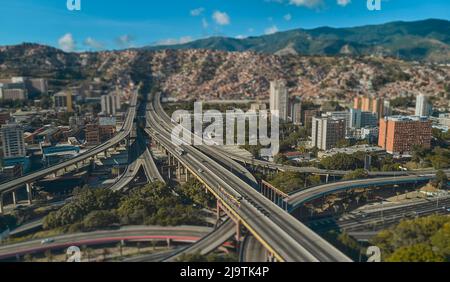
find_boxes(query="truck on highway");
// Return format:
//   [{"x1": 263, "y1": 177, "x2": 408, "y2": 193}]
[{"x1": 176, "y1": 148, "x2": 185, "y2": 156}]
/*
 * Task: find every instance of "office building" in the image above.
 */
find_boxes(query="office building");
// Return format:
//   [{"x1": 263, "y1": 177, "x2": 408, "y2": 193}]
[
  {"x1": 0, "y1": 86, "x2": 27, "y2": 101},
  {"x1": 354, "y1": 96, "x2": 386, "y2": 119},
  {"x1": 270, "y1": 80, "x2": 289, "y2": 121},
  {"x1": 0, "y1": 112, "x2": 11, "y2": 125},
  {"x1": 302, "y1": 109, "x2": 321, "y2": 129},
  {"x1": 101, "y1": 94, "x2": 121, "y2": 116},
  {"x1": 54, "y1": 91, "x2": 74, "y2": 112},
  {"x1": 415, "y1": 94, "x2": 433, "y2": 117},
  {"x1": 311, "y1": 117, "x2": 346, "y2": 150},
  {"x1": 1, "y1": 123, "x2": 26, "y2": 159},
  {"x1": 378, "y1": 116, "x2": 432, "y2": 155},
  {"x1": 85, "y1": 124, "x2": 100, "y2": 146},
  {"x1": 349, "y1": 109, "x2": 378, "y2": 129},
  {"x1": 326, "y1": 111, "x2": 351, "y2": 129},
  {"x1": 291, "y1": 97, "x2": 302, "y2": 125}
]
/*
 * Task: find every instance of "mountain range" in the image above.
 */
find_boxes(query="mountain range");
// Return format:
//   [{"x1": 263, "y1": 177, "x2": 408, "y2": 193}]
[{"x1": 146, "y1": 19, "x2": 450, "y2": 63}]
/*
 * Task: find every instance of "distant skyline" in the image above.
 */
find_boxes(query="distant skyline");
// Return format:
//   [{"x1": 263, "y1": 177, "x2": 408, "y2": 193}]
[{"x1": 0, "y1": 0, "x2": 449, "y2": 51}]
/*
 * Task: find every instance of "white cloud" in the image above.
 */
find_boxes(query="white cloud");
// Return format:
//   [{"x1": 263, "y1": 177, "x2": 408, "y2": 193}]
[
  {"x1": 289, "y1": 0, "x2": 323, "y2": 8},
  {"x1": 337, "y1": 0, "x2": 351, "y2": 7},
  {"x1": 58, "y1": 33, "x2": 76, "y2": 52},
  {"x1": 83, "y1": 37, "x2": 104, "y2": 50},
  {"x1": 190, "y1": 7, "x2": 205, "y2": 16},
  {"x1": 236, "y1": 35, "x2": 247, "y2": 39},
  {"x1": 265, "y1": 25, "x2": 279, "y2": 35},
  {"x1": 156, "y1": 36, "x2": 193, "y2": 46},
  {"x1": 212, "y1": 11, "x2": 230, "y2": 26},
  {"x1": 284, "y1": 13, "x2": 292, "y2": 21},
  {"x1": 116, "y1": 34, "x2": 135, "y2": 48}
]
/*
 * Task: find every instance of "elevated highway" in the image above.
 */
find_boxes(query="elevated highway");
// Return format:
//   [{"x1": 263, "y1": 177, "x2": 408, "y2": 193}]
[
  {"x1": 0, "y1": 91, "x2": 139, "y2": 213},
  {"x1": 287, "y1": 175, "x2": 440, "y2": 212},
  {"x1": 146, "y1": 94, "x2": 352, "y2": 262},
  {"x1": 163, "y1": 219, "x2": 235, "y2": 262},
  {"x1": 0, "y1": 225, "x2": 212, "y2": 260}
]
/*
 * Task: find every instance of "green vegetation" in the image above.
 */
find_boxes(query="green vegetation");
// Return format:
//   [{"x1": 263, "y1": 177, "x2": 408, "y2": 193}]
[
  {"x1": 320, "y1": 153, "x2": 364, "y2": 171},
  {"x1": 343, "y1": 169, "x2": 369, "y2": 180},
  {"x1": 371, "y1": 215, "x2": 450, "y2": 262},
  {"x1": 0, "y1": 214, "x2": 17, "y2": 233},
  {"x1": 411, "y1": 145, "x2": 450, "y2": 170},
  {"x1": 320, "y1": 152, "x2": 400, "y2": 172},
  {"x1": 43, "y1": 182, "x2": 205, "y2": 232},
  {"x1": 267, "y1": 171, "x2": 321, "y2": 193},
  {"x1": 176, "y1": 179, "x2": 216, "y2": 209},
  {"x1": 323, "y1": 230, "x2": 365, "y2": 261}
]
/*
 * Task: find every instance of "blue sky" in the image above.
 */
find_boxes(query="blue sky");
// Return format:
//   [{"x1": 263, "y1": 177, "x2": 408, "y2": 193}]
[{"x1": 0, "y1": 0, "x2": 448, "y2": 51}]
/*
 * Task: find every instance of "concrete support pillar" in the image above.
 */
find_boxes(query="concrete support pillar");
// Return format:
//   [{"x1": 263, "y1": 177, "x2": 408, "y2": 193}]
[
  {"x1": 216, "y1": 200, "x2": 222, "y2": 222},
  {"x1": 0, "y1": 194, "x2": 4, "y2": 214},
  {"x1": 185, "y1": 170, "x2": 189, "y2": 182},
  {"x1": 12, "y1": 191, "x2": 17, "y2": 207},
  {"x1": 176, "y1": 163, "x2": 181, "y2": 179},
  {"x1": 326, "y1": 174, "x2": 330, "y2": 184},
  {"x1": 235, "y1": 221, "x2": 241, "y2": 243},
  {"x1": 26, "y1": 183, "x2": 33, "y2": 205}
]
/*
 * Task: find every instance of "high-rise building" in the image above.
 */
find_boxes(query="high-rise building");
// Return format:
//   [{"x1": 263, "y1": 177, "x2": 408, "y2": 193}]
[
  {"x1": 1, "y1": 123, "x2": 26, "y2": 159},
  {"x1": 303, "y1": 109, "x2": 321, "y2": 129},
  {"x1": 383, "y1": 100, "x2": 392, "y2": 117},
  {"x1": 353, "y1": 96, "x2": 386, "y2": 119},
  {"x1": 270, "y1": 80, "x2": 289, "y2": 121},
  {"x1": 372, "y1": 98, "x2": 385, "y2": 119},
  {"x1": 85, "y1": 124, "x2": 100, "y2": 146},
  {"x1": 349, "y1": 109, "x2": 378, "y2": 129},
  {"x1": 28, "y1": 78, "x2": 48, "y2": 95},
  {"x1": 311, "y1": 117, "x2": 346, "y2": 150},
  {"x1": 0, "y1": 112, "x2": 11, "y2": 125},
  {"x1": 291, "y1": 97, "x2": 302, "y2": 125},
  {"x1": 54, "y1": 91, "x2": 74, "y2": 112},
  {"x1": 326, "y1": 111, "x2": 351, "y2": 129},
  {"x1": 101, "y1": 94, "x2": 121, "y2": 116},
  {"x1": 0, "y1": 83, "x2": 27, "y2": 101},
  {"x1": 361, "y1": 97, "x2": 371, "y2": 112},
  {"x1": 378, "y1": 116, "x2": 432, "y2": 155},
  {"x1": 415, "y1": 94, "x2": 433, "y2": 117}
]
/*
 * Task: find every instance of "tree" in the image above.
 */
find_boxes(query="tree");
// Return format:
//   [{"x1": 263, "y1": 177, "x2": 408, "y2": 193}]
[
  {"x1": 431, "y1": 222, "x2": 450, "y2": 260},
  {"x1": 386, "y1": 244, "x2": 444, "y2": 262},
  {"x1": 320, "y1": 153, "x2": 364, "y2": 171},
  {"x1": 343, "y1": 169, "x2": 369, "y2": 180},
  {"x1": 433, "y1": 170, "x2": 448, "y2": 190},
  {"x1": 82, "y1": 210, "x2": 119, "y2": 231}
]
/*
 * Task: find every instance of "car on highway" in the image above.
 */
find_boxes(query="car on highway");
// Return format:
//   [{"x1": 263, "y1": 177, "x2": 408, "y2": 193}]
[
  {"x1": 197, "y1": 168, "x2": 204, "y2": 173},
  {"x1": 40, "y1": 238, "x2": 55, "y2": 245}
]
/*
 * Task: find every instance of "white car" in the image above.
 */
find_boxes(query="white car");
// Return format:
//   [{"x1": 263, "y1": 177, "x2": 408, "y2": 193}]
[{"x1": 40, "y1": 238, "x2": 55, "y2": 245}]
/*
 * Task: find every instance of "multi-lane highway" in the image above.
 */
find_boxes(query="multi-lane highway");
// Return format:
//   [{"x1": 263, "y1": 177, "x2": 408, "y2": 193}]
[
  {"x1": 147, "y1": 94, "x2": 352, "y2": 262},
  {"x1": 0, "y1": 91, "x2": 138, "y2": 195},
  {"x1": 287, "y1": 175, "x2": 438, "y2": 211},
  {"x1": 307, "y1": 196, "x2": 450, "y2": 236},
  {"x1": 164, "y1": 219, "x2": 236, "y2": 262},
  {"x1": 0, "y1": 225, "x2": 212, "y2": 260}
]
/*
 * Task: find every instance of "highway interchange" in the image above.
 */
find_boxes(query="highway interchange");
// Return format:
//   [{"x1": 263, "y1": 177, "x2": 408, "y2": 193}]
[{"x1": 0, "y1": 89, "x2": 447, "y2": 263}]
